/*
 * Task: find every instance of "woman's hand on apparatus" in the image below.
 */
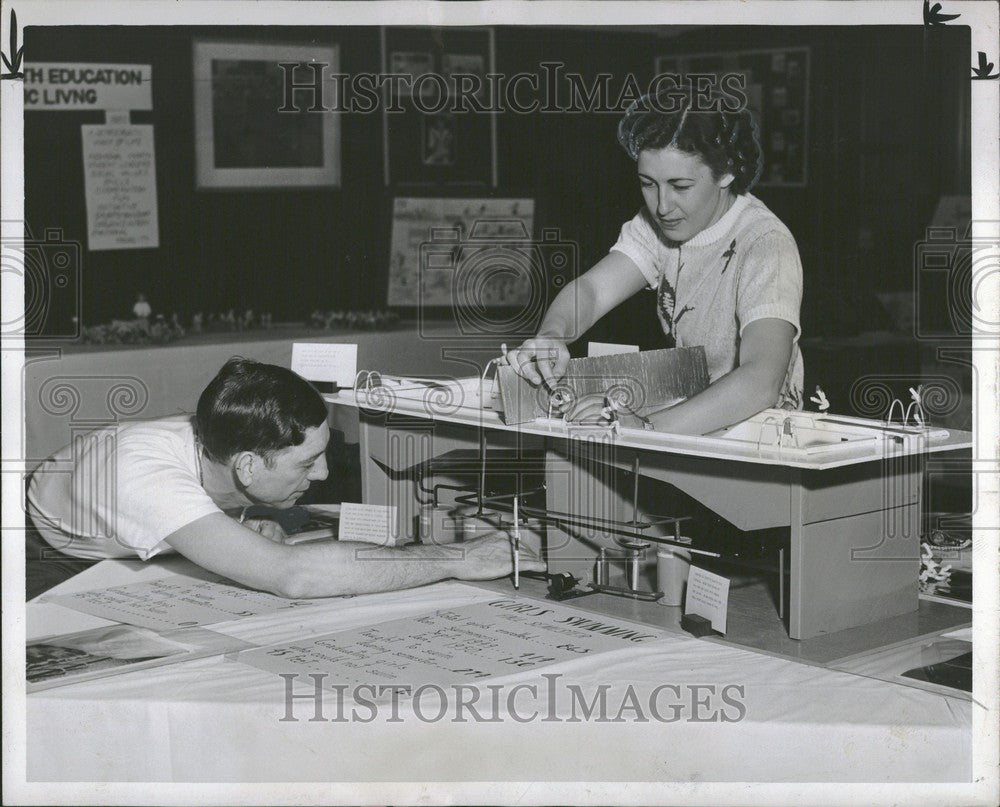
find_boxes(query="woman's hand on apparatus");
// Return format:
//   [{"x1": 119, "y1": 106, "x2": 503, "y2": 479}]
[
  {"x1": 504, "y1": 336, "x2": 570, "y2": 389},
  {"x1": 560, "y1": 391, "x2": 652, "y2": 430},
  {"x1": 561, "y1": 393, "x2": 613, "y2": 425}
]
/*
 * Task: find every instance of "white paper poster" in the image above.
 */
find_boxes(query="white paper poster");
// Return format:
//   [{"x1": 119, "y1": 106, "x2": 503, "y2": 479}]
[
  {"x1": 387, "y1": 197, "x2": 535, "y2": 306},
  {"x1": 238, "y1": 599, "x2": 665, "y2": 696},
  {"x1": 82, "y1": 124, "x2": 159, "y2": 251},
  {"x1": 45, "y1": 573, "x2": 316, "y2": 631}
]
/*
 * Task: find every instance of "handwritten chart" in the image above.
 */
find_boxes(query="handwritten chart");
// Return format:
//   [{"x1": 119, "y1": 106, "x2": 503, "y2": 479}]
[
  {"x1": 238, "y1": 599, "x2": 665, "y2": 696},
  {"x1": 81, "y1": 124, "x2": 159, "y2": 251},
  {"x1": 46, "y1": 573, "x2": 316, "y2": 631}
]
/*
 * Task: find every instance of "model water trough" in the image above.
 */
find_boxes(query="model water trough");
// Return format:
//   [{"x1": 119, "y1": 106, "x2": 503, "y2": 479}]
[
  {"x1": 355, "y1": 378, "x2": 949, "y2": 460},
  {"x1": 707, "y1": 410, "x2": 950, "y2": 458}
]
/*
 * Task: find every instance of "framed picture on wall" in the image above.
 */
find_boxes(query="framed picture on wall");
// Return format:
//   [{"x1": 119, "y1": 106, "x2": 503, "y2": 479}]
[
  {"x1": 193, "y1": 40, "x2": 341, "y2": 189},
  {"x1": 381, "y1": 28, "x2": 496, "y2": 187},
  {"x1": 656, "y1": 47, "x2": 810, "y2": 187}
]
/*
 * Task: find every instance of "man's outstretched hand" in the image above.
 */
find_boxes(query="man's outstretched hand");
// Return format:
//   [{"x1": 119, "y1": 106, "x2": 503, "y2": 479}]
[{"x1": 456, "y1": 533, "x2": 546, "y2": 581}]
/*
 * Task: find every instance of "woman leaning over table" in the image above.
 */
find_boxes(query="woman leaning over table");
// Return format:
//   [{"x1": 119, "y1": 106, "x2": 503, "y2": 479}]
[{"x1": 506, "y1": 92, "x2": 805, "y2": 435}]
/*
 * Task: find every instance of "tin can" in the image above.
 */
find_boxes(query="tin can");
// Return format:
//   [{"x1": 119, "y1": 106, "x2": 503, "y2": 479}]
[
  {"x1": 418, "y1": 504, "x2": 465, "y2": 545},
  {"x1": 657, "y1": 539, "x2": 692, "y2": 607}
]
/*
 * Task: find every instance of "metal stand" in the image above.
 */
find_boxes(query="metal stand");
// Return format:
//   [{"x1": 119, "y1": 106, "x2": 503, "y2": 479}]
[
  {"x1": 448, "y1": 446, "x2": 719, "y2": 602},
  {"x1": 404, "y1": 422, "x2": 721, "y2": 602}
]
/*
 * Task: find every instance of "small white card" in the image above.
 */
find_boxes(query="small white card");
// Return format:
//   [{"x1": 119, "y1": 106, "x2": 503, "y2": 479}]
[
  {"x1": 684, "y1": 566, "x2": 730, "y2": 634},
  {"x1": 291, "y1": 342, "x2": 358, "y2": 387},
  {"x1": 588, "y1": 342, "x2": 640, "y2": 357},
  {"x1": 337, "y1": 503, "x2": 398, "y2": 546}
]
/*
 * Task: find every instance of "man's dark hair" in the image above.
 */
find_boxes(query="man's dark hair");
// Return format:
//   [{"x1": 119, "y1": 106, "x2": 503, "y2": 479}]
[{"x1": 196, "y1": 358, "x2": 328, "y2": 463}]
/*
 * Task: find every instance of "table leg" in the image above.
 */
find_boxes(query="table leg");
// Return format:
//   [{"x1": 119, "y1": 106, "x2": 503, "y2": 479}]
[
  {"x1": 778, "y1": 546, "x2": 785, "y2": 621},
  {"x1": 788, "y1": 464, "x2": 922, "y2": 640}
]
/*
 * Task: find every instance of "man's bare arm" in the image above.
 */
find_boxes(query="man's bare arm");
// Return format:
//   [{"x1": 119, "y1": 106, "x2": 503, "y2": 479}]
[{"x1": 165, "y1": 512, "x2": 543, "y2": 599}]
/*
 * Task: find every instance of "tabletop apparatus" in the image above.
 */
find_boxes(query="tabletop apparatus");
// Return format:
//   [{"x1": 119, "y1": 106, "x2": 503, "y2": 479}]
[{"x1": 336, "y1": 353, "x2": 970, "y2": 639}]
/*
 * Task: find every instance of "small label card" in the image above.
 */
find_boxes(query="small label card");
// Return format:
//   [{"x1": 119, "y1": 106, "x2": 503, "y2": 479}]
[
  {"x1": 338, "y1": 503, "x2": 398, "y2": 546},
  {"x1": 684, "y1": 566, "x2": 731, "y2": 634},
  {"x1": 587, "y1": 342, "x2": 640, "y2": 357},
  {"x1": 291, "y1": 342, "x2": 358, "y2": 387}
]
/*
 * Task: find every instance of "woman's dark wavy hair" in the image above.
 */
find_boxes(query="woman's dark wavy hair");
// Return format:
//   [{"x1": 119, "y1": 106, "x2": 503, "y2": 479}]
[
  {"x1": 617, "y1": 91, "x2": 764, "y2": 194},
  {"x1": 197, "y1": 357, "x2": 328, "y2": 463}
]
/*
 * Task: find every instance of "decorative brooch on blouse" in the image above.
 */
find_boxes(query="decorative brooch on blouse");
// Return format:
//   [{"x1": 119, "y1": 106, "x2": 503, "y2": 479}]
[{"x1": 721, "y1": 239, "x2": 737, "y2": 274}]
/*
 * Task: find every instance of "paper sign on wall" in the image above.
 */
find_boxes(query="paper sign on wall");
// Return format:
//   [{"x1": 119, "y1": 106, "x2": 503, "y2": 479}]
[
  {"x1": 684, "y1": 566, "x2": 730, "y2": 634},
  {"x1": 82, "y1": 124, "x2": 159, "y2": 251},
  {"x1": 25, "y1": 63, "x2": 153, "y2": 110},
  {"x1": 291, "y1": 342, "x2": 358, "y2": 387},
  {"x1": 387, "y1": 197, "x2": 535, "y2": 306},
  {"x1": 338, "y1": 503, "x2": 398, "y2": 546},
  {"x1": 588, "y1": 342, "x2": 640, "y2": 357}
]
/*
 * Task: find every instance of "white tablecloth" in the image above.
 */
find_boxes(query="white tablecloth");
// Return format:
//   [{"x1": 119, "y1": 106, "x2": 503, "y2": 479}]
[{"x1": 25, "y1": 558, "x2": 971, "y2": 784}]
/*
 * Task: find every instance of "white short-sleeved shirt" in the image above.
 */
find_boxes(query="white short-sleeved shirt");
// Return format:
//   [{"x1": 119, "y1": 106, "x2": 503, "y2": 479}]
[
  {"x1": 610, "y1": 193, "x2": 805, "y2": 409},
  {"x1": 27, "y1": 415, "x2": 222, "y2": 560}
]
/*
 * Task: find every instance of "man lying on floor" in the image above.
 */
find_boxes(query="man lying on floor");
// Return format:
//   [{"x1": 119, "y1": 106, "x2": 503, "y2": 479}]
[{"x1": 27, "y1": 357, "x2": 542, "y2": 598}]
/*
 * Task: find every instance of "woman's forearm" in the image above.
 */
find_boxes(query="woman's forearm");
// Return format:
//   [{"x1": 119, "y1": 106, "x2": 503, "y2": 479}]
[
  {"x1": 536, "y1": 275, "x2": 600, "y2": 341},
  {"x1": 649, "y1": 318, "x2": 796, "y2": 435},
  {"x1": 536, "y1": 252, "x2": 649, "y2": 342},
  {"x1": 507, "y1": 253, "x2": 651, "y2": 387},
  {"x1": 648, "y1": 362, "x2": 784, "y2": 436}
]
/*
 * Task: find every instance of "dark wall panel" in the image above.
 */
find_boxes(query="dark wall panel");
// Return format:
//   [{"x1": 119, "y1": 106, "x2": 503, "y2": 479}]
[{"x1": 24, "y1": 25, "x2": 969, "y2": 344}]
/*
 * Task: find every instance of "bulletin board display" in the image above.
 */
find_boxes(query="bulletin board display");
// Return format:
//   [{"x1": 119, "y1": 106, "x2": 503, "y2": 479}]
[
  {"x1": 387, "y1": 197, "x2": 535, "y2": 308},
  {"x1": 381, "y1": 27, "x2": 496, "y2": 187},
  {"x1": 655, "y1": 47, "x2": 810, "y2": 187}
]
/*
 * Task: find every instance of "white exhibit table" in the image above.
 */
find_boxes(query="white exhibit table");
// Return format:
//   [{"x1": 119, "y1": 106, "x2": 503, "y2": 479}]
[{"x1": 26, "y1": 557, "x2": 971, "y2": 783}]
